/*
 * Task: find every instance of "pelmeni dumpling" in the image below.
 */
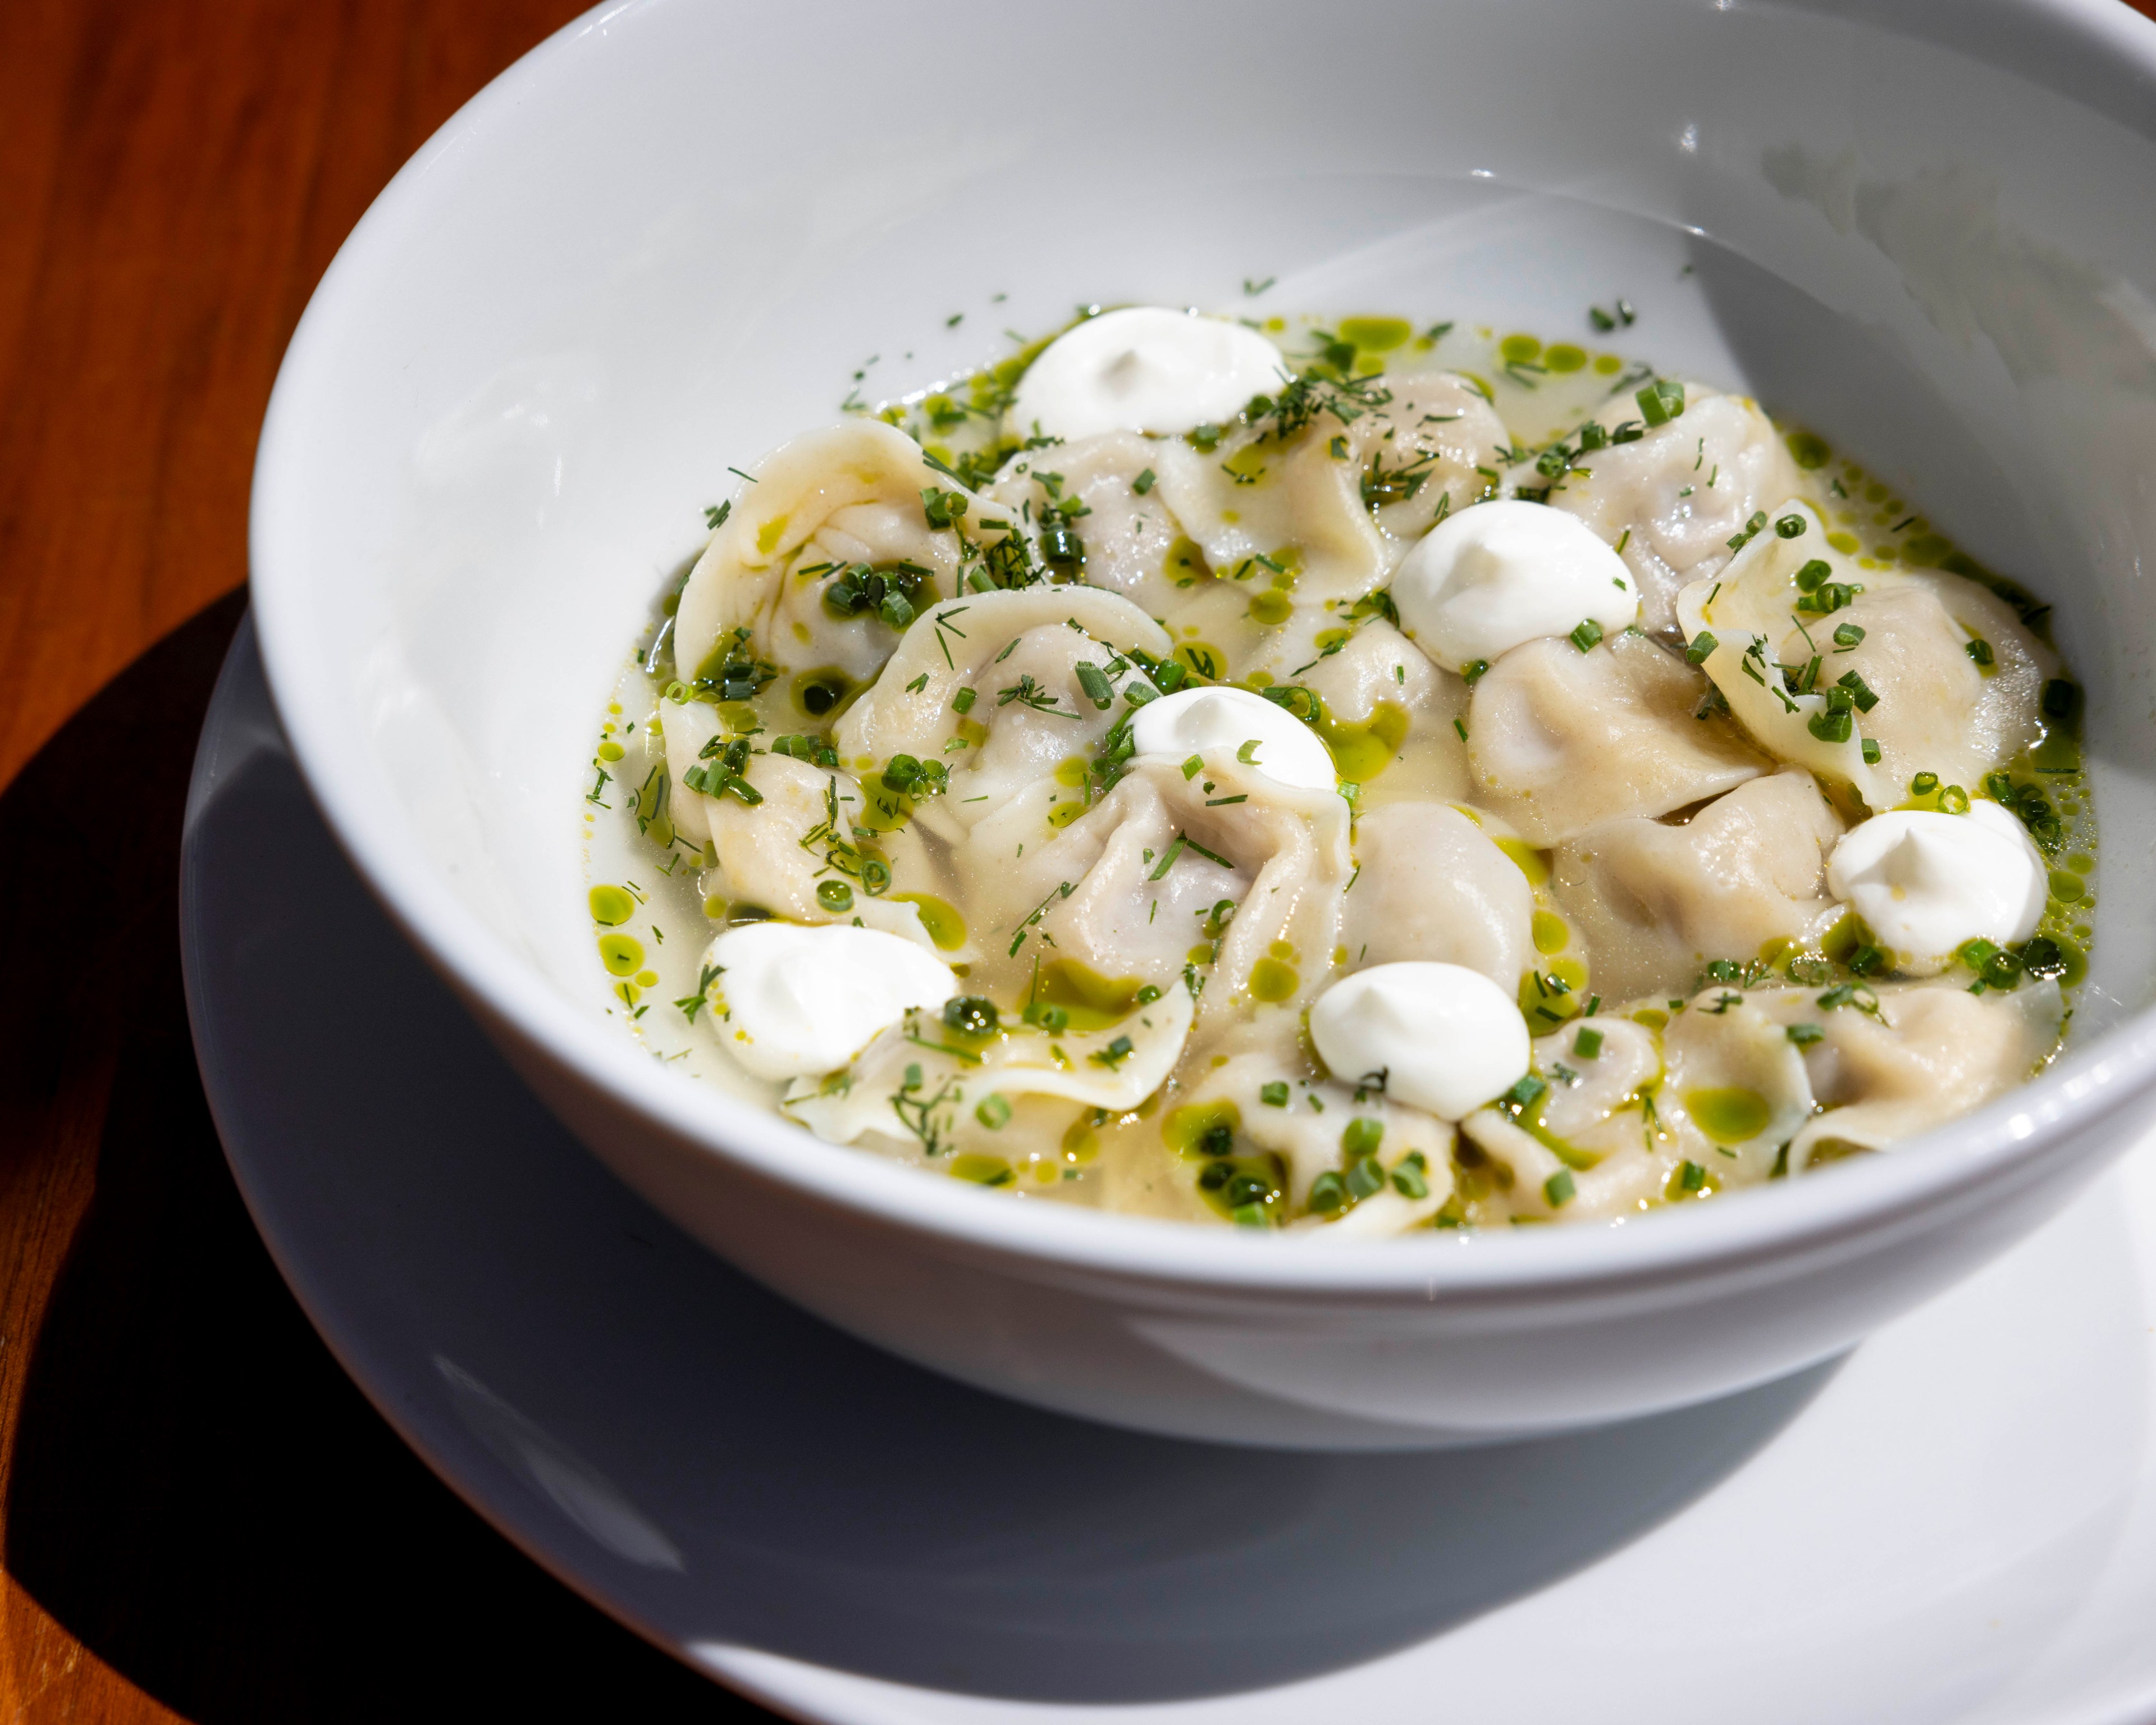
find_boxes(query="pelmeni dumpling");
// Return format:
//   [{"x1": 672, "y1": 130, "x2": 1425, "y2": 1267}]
[
  {"x1": 1555, "y1": 391, "x2": 1807, "y2": 633},
  {"x1": 1554, "y1": 770, "x2": 1845, "y2": 1001},
  {"x1": 1338, "y1": 802, "x2": 1533, "y2": 986},
  {"x1": 1467, "y1": 629, "x2": 1766, "y2": 846},
  {"x1": 674, "y1": 422, "x2": 1008, "y2": 697}
]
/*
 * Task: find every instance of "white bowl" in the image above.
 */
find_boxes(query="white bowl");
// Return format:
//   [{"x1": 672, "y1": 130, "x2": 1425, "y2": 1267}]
[{"x1": 248, "y1": 0, "x2": 2156, "y2": 1448}]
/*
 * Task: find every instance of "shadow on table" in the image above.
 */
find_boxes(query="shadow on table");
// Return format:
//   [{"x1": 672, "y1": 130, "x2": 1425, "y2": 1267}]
[
  {"x1": 2, "y1": 595, "x2": 756, "y2": 1722},
  {"x1": 121, "y1": 613, "x2": 1842, "y2": 1710}
]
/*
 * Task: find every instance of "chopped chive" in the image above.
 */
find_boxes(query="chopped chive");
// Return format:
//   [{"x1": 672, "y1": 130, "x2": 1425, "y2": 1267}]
[
  {"x1": 1787, "y1": 1023, "x2": 1824, "y2": 1046},
  {"x1": 1573, "y1": 1028, "x2": 1604, "y2": 1059},
  {"x1": 1861, "y1": 737, "x2": 1881, "y2": 764},
  {"x1": 1543, "y1": 1169, "x2": 1576, "y2": 1207},
  {"x1": 1260, "y1": 1081, "x2": 1290, "y2": 1107},
  {"x1": 1685, "y1": 631, "x2": 1718, "y2": 665},
  {"x1": 1181, "y1": 754, "x2": 1203, "y2": 780},
  {"x1": 1463, "y1": 659, "x2": 1490, "y2": 685},
  {"x1": 1570, "y1": 618, "x2": 1604, "y2": 652},
  {"x1": 1911, "y1": 770, "x2": 1939, "y2": 795},
  {"x1": 975, "y1": 1093, "x2": 1012, "y2": 1129},
  {"x1": 1774, "y1": 513, "x2": 1807, "y2": 539},
  {"x1": 1133, "y1": 467, "x2": 1156, "y2": 494}
]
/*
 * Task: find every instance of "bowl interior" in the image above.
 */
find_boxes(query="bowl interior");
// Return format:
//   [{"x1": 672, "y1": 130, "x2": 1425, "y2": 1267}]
[{"x1": 251, "y1": 0, "x2": 2156, "y2": 1256}]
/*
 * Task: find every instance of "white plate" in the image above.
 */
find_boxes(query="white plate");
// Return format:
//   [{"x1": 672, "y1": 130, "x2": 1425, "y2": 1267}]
[{"x1": 184, "y1": 617, "x2": 2156, "y2": 1724}]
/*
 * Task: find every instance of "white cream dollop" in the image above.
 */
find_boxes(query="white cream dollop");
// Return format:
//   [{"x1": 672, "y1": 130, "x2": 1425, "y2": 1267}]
[
  {"x1": 701, "y1": 921, "x2": 956, "y2": 1081},
  {"x1": 1129, "y1": 686, "x2": 1336, "y2": 790},
  {"x1": 1392, "y1": 499, "x2": 1639, "y2": 670},
  {"x1": 1825, "y1": 800, "x2": 2047, "y2": 972},
  {"x1": 1006, "y1": 307, "x2": 1286, "y2": 442},
  {"x1": 1308, "y1": 962, "x2": 1531, "y2": 1120}
]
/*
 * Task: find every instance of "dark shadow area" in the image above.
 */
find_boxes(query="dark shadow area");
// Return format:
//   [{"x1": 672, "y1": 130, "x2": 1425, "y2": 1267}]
[
  {"x1": 3, "y1": 595, "x2": 768, "y2": 1721},
  {"x1": 160, "y1": 620, "x2": 1842, "y2": 1707}
]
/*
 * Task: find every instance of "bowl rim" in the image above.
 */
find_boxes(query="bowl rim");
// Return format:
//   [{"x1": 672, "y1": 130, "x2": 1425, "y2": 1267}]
[{"x1": 246, "y1": 0, "x2": 2156, "y2": 1302}]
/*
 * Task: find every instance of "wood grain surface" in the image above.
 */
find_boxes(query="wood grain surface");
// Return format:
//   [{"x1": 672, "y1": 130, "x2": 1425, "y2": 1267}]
[
  {"x1": 0, "y1": 2, "x2": 771, "y2": 1717},
  {"x1": 8, "y1": 1, "x2": 2156, "y2": 1721}
]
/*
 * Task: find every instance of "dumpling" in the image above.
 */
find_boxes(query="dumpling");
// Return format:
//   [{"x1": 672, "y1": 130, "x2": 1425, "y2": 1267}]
[
  {"x1": 1679, "y1": 500, "x2": 2055, "y2": 808},
  {"x1": 1554, "y1": 391, "x2": 1808, "y2": 633},
  {"x1": 787, "y1": 981, "x2": 1196, "y2": 1153},
  {"x1": 674, "y1": 422, "x2": 1022, "y2": 704},
  {"x1": 1340, "y1": 369, "x2": 1511, "y2": 546},
  {"x1": 1656, "y1": 989, "x2": 1819, "y2": 1184},
  {"x1": 1466, "y1": 629, "x2": 1767, "y2": 846},
  {"x1": 833, "y1": 585, "x2": 1172, "y2": 847},
  {"x1": 1300, "y1": 618, "x2": 1469, "y2": 804},
  {"x1": 1792, "y1": 573, "x2": 2052, "y2": 798},
  {"x1": 984, "y1": 434, "x2": 1194, "y2": 616},
  {"x1": 1147, "y1": 430, "x2": 1387, "y2": 606},
  {"x1": 1458, "y1": 1015, "x2": 1669, "y2": 1220},
  {"x1": 685, "y1": 749, "x2": 944, "y2": 951},
  {"x1": 1339, "y1": 802, "x2": 1533, "y2": 985},
  {"x1": 961, "y1": 754, "x2": 1352, "y2": 1012},
  {"x1": 1674, "y1": 499, "x2": 1878, "y2": 801},
  {"x1": 1748, "y1": 979, "x2": 2063, "y2": 1170},
  {"x1": 1175, "y1": 1050, "x2": 1454, "y2": 1232},
  {"x1": 1552, "y1": 770, "x2": 1845, "y2": 1001}
]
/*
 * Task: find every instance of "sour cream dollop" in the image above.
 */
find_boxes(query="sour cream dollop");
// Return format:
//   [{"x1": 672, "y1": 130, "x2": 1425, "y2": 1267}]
[
  {"x1": 1007, "y1": 307, "x2": 1286, "y2": 442},
  {"x1": 1130, "y1": 686, "x2": 1336, "y2": 791},
  {"x1": 1392, "y1": 500, "x2": 1638, "y2": 670},
  {"x1": 702, "y1": 922, "x2": 955, "y2": 1081},
  {"x1": 1825, "y1": 800, "x2": 2047, "y2": 971},
  {"x1": 1308, "y1": 962, "x2": 1531, "y2": 1120}
]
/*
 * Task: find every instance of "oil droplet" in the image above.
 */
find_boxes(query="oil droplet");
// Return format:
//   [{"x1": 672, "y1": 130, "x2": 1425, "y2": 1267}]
[
  {"x1": 1268, "y1": 940, "x2": 1296, "y2": 961},
  {"x1": 1054, "y1": 756, "x2": 1090, "y2": 787},
  {"x1": 1499, "y1": 333, "x2": 1542, "y2": 364},
  {"x1": 1826, "y1": 531, "x2": 1859, "y2": 555},
  {"x1": 1163, "y1": 1099, "x2": 1240, "y2": 1157},
  {"x1": 1592, "y1": 354, "x2": 1622, "y2": 375},
  {"x1": 949, "y1": 1154, "x2": 1016, "y2": 1186},
  {"x1": 598, "y1": 933, "x2": 645, "y2": 976},
  {"x1": 1163, "y1": 536, "x2": 1209, "y2": 583},
  {"x1": 589, "y1": 884, "x2": 636, "y2": 925},
  {"x1": 1543, "y1": 344, "x2": 1586, "y2": 374},
  {"x1": 1048, "y1": 801, "x2": 1086, "y2": 828},
  {"x1": 893, "y1": 893, "x2": 967, "y2": 951},
  {"x1": 756, "y1": 513, "x2": 790, "y2": 555},
  {"x1": 1249, "y1": 957, "x2": 1299, "y2": 1002},
  {"x1": 1063, "y1": 1112, "x2": 1103, "y2": 1162},
  {"x1": 1034, "y1": 959, "x2": 1150, "y2": 1030},
  {"x1": 1339, "y1": 316, "x2": 1413, "y2": 352},
  {"x1": 1531, "y1": 911, "x2": 1570, "y2": 955},
  {"x1": 2049, "y1": 869, "x2": 2086, "y2": 903},
  {"x1": 1319, "y1": 700, "x2": 1409, "y2": 780},
  {"x1": 1786, "y1": 431, "x2": 1831, "y2": 469},
  {"x1": 1250, "y1": 588, "x2": 1293, "y2": 626},
  {"x1": 1496, "y1": 839, "x2": 1551, "y2": 886},
  {"x1": 1685, "y1": 1087, "x2": 1771, "y2": 1144},
  {"x1": 597, "y1": 740, "x2": 626, "y2": 762},
  {"x1": 703, "y1": 896, "x2": 728, "y2": 920},
  {"x1": 633, "y1": 969, "x2": 659, "y2": 988}
]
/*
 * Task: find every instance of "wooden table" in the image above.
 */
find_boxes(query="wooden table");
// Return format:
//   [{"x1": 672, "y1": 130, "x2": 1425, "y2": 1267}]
[
  {"x1": 8, "y1": 3, "x2": 2156, "y2": 1719},
  {"x1": 0, "y1": 3, "x2": 773, "y2": 1715}
]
